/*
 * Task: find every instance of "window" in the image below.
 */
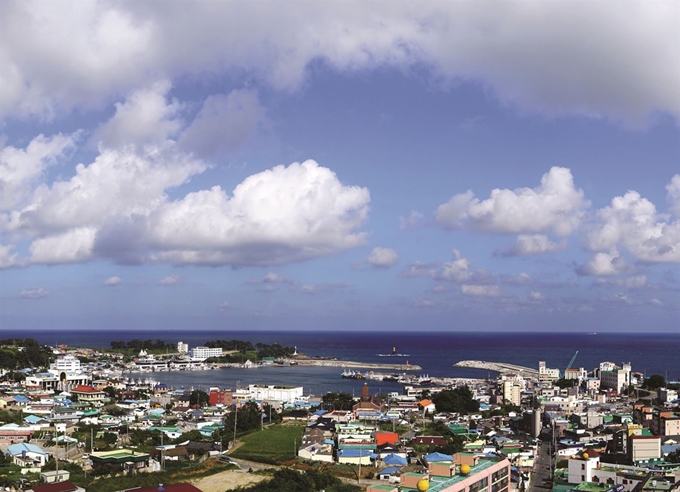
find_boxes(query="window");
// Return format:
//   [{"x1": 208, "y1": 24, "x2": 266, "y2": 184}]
[{"x1": 470, "y1": 477, "x2": 489, "y2": 492}]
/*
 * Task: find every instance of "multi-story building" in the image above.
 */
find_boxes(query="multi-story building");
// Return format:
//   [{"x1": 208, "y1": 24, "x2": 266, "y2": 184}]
[
  {"x1": 502, "y1": 380, "x2": 523, "y2": 407},
  {"x1": 177, "y1": 341, "x2": 189, "y2": 354},
  {"x1": 658, "y1": 388, "x2": 678, "y2": 405},
  {"x1": 190, "y1": 346, "x2": 223, "y2": 360},
  {"x1": 600, "y1": 362, "x2": 631, "y2": 394},
  {"x1": 209, "y1": 387, "x2": 234, "y2": 406},
  {"x1": 538, "y1": 361, "x2": 560, "y2": 381}
]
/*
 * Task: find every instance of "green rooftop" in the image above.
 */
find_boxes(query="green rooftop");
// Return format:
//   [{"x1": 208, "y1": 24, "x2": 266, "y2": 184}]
[{"x1": 423, "y1": 459, "x2": 500, "y2": 492}]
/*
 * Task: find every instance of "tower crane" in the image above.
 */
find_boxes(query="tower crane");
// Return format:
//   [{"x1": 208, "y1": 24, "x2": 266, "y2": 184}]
[{"x1": 565, "y1": 350, "x2": 579, "y2": 373}]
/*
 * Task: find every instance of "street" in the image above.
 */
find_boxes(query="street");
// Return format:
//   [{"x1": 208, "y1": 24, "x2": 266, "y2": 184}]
[{"x1": 528, "y1": 440, "x2": 553, "y2": 492}]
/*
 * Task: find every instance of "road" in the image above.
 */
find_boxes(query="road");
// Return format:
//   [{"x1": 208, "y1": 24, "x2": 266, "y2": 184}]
[{"x1": 528, "y1": 440, "x2": 553, "y2": 492}]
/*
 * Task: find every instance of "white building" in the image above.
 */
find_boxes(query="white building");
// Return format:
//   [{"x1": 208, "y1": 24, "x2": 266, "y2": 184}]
[
  {"x1": 538, "y1": 361, "x2": 560, "y2": 381},
  {"x1": 191, "y1": 346, "x2": 223, "y2": 360},
  {"x1": 599, "y1": 362, "x2": 631, "y2": 394},
  {"x1": 177, "y1": 341, "x2": 189, "y2": 354},
  {"x1": 658, "y1": 388, "x2": 678, "y2": 405},
  {"x1": 49, "y1": 354, "x2": 81, "y2": 375},
  {"x1": 247, "y1": 384, "x2": 304, "y2": 403},
  {"x1": 502, "y1": 380, "x2": 524, "y2": 407}
]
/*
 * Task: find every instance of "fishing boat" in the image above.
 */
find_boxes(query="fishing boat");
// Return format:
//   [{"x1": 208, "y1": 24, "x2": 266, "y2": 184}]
[{"x1": 377, "y1": 346, "x2": 410, "y2": 357}]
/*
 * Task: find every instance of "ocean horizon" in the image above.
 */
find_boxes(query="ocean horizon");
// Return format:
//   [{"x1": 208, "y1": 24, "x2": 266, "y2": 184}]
[{"x1": 1, "y1": 329, "x2": 678, "y2": 395}]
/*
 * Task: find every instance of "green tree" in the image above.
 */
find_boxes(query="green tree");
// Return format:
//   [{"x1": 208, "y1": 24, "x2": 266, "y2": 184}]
[
  {"x1": 432, "y1": 386, "x2": 480, "y2": 414},
  {"x1": 321, "y1": 392, "x2": 354, "y2": 410},
  {"x1": 642, "y1": 374, "x2": 666, "y2": 390},
  {"x1": 189, "y1": 389, "x2": 209, "y2": 408}
]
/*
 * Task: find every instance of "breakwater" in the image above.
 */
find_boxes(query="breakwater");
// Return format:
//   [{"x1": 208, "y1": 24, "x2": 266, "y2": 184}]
[
  {"x1": 294, "y1": 358, "x2": 421, "y2": 371},
  {"x1": 454, "y1": 360, "x2": 538, "y2": 377}
]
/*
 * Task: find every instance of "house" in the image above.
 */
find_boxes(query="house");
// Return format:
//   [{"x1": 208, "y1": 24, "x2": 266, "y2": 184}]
[
  {"x1": 5, "y1": 442, "x2": 51, "y2": 468},
  {"x1": 70, "y1": 385, "x2": 107, "y2": 407},
  {"x1": 0, "y1": 422, "x2": 34, "y2": 443},
  {"x1": 413, "y1": 435, "x2": 448, "y2": 446},
  {"x1": 26, "y1": 480, "x2": 86, "y2": 492}
]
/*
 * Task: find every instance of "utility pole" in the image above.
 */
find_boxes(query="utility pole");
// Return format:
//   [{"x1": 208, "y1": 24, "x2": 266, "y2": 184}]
[{"x1": 232, "y1": 403, "x2": 238, "y2": 450}]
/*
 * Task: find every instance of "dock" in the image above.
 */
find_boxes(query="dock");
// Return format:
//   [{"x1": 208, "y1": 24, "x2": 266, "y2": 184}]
[{"x1": 454, "y1": 360, "x2": 538, "y2": 377}]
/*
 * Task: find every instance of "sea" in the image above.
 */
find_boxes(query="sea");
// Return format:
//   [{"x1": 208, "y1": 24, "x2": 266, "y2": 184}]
[{"x1": 2, "y1": 330, "x2": 678, "y2": 397}]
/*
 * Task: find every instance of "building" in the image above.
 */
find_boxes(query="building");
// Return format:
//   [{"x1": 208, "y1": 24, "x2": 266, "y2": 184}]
[
  {"x1": 26, "y1": 481, "x2": 86, "y2": 492},
  {"x1": 502, "y1": 380, "x2": 523, "y2": 407},
  {"x1": 538, "y1": 361, "x2": 560, "y2": 381},
  {"x1": 247, "y1": 384, "x2": 303, "y2": 402},
  {"x1": 567, "y1": 453, "x2": 599, "y2": 483},
  {"x1": 70, "y1": 385, "x2": 107, "y2": 407},
  {"x1": 209, "y1": 387, "x2": 234, "y2": 406},
  {"x1": 367, "y1": 455, "x2": 512, "y2": 492},
  {"x1": 599, "y1": 362, "x2": 631, "y2": 394},
  {"x1": 5, "y1": 442, "x2": 50, "y2": 468},
  {"x1": 177, "y1": 341, "x2": 189, "y2": 354},
  {"x1": 191, "y1": 346, "x2": 223, "y2": 360}
]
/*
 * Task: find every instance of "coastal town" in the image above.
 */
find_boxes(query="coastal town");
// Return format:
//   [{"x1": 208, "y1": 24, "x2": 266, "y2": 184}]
[{"x1": 0, "y1": 339, "x2": 677, "y2": 492}]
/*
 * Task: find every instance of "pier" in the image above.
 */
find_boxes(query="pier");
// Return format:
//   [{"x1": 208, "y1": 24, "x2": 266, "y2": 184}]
[{"x1": 454, "y1": 360, "x2": 538, "y2": 377}]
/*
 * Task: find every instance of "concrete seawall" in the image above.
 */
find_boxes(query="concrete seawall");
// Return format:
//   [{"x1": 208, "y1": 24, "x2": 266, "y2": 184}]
[
  {"x1": 293, "y1": 359, "x2": 421, "y2": 371},
  {"x1": 454, "y1": 360, "x2": 538, "y2": 377}
]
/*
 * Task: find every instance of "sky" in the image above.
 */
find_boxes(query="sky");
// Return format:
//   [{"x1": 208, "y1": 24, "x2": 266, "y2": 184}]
[{"x1": 0, "y1": 1, "x2": 679, "y2": 333}]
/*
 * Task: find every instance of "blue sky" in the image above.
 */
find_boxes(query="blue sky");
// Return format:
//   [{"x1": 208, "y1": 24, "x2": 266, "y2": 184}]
[{"x1": 1, "y1": 1, "x2": 679, "y2": 332}]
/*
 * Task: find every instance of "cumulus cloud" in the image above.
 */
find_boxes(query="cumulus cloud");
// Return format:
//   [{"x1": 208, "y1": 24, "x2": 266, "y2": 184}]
[
  {"x1": 92, "y1": 81, "x2": 183, "y2": 150},
  {"x1": 576, "y1": 250, "x2": 627, "y2": 276},
  {"x1": 0, "y1": 133, "x2": 77, "y2": 213},
  {"x1": 403, "y1": 249, "x2": 494, "y2": 285},
  {"x1": 149, "y1": 160, "x2": 370, "y2": 266},
  {"x1": 367, "y1": 247, "x2": 399, "y2": 268},
  {"x1": 19, "y1": 287, "x2": 48, "y2": 299},
  {"x1": 667, "y1": 174, "x2": 680, "y2": 217},
  {"x1": 104, "y1": 276, "x2": 122, "y2": 286},
  {"x1": 435, "y1": 167, "x2": 588, "y2": 237},
  {"x1": 0, "y1": 2, "x2": 677, "y2": 124},
  {"x1": 0, "y1": 244, "x2": 22, "y2": 268},
  {"x1": 159, "y1": 274, "x2": 180, "y2": 285},
  {"x1": 179, "y1": 89, "x2": 263, "y2": 158},
  {"x1": 585, "y1": 179, "x2": 680, "y2": 263},
  {"x1": 495, "y1": 234, "x2": 566, "y2": 257}
]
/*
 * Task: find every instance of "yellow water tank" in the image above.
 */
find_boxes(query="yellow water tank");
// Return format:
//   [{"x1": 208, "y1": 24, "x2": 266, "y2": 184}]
[
  {"x1": 417, "y1": 478, "x2": 430, "y2": 491},
  {"x1": 583, "y1": 453, "x2": 589, "y2": 459},
  {"x1": 460, "y1": 464, "x2": 471, "y2": 475}
]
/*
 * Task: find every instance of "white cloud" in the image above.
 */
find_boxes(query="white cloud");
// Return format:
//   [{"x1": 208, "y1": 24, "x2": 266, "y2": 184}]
[
  {"x1": 0, "y1": 244, "x2": 22, "y2": 268},
  {"x1": 413, "y1": 299, "x2": 435, "y2": 308},
  {"x1": 0, "y1": 133, "x2": 77, "y2": 213},
  {"x1": 435, "y1": 167, "x2": 588, "y2": 237},
  {"x1": 29, "y1": 227, "x2": 96, "y2": 264},
  {"x1": 104, "y1": 276, "x2": 122, "y2": 286},
  {"x1": 593, "y1": 275, "x2": 649, "y2": 289},
  {"x1": 585, "y1": 180, "x2": 680, "y2": 263},
  {"x1": 500, "y1": 272, "x2": 533, "y2": 285},
  {"x1": 0, "y1": 2, "x2": 677, "y2": 124},
  {"x1": 179, "y1": 89, "x2": 263, "y2": 158},
  {"x1": 496, "y1": 234, "x2": 566, "y2": 257},
  {"x1": 461, "y1": 284, "x2": 503, "y2": 297},
  {"x1": 367, "y1": 247, "x2": 399, "y2": 268},
  {"x1": 528, "y1": 291, "x2": 544, "y2": 302},
  {"x1": 667, "y1": 174, "x2": 680, "y2": 217},
  {"x1": 92, "y1": 81, "x2": 183, "y2": 150},
  {"x1": 149, "y1": 159, "x2": 370, "y2": 266},
  {"x1": 576, "y1": 250, "x2": 627, "y2": 277},
  {"x1": 19, "y1": 287, "x2": 48, "y2": 299},
  {"x1": 159, "y1": 274, "x2": 180, "y2": 285},
  {"x1": 218, "y1": 301, "x2": 230, "y2": 309},
  {"x1": 403, "y1": 249, "x2": 493, "y2": 285},
  {"x1": 399, "y1": 210, "x2": 424, "y2": 230}
]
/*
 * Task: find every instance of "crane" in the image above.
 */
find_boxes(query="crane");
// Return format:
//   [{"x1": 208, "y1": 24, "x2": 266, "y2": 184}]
[{"x1": 565, "y1": 350, "x2": 579, "y2": 373}]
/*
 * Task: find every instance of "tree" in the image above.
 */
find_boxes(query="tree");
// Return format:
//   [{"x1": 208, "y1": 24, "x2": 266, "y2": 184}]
[
  {"x1": 189, "y1": 389, "x2": 209, "y2": 408},
  {"x1": 642, "y1": 374, "x2": 666, "y2": 390},
  {"x1": 321, "y1": 392, "x2": 354, "y2": 411},
  {"x1": 432, "y1": 386, "x2": 480, "y2": 414}
]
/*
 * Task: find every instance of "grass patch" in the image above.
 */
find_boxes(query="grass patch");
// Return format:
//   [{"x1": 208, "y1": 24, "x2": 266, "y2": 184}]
[{"x1": 230, "y1": 424, "x2": 305, "y2": 464}]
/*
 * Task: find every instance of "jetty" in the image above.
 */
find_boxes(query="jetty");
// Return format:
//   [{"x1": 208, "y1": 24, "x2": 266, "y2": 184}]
[
  {"x1": 454, "y1": 360, "x2": 538, "y2": 377},
  {"x1": 293, "y1": 358, "x2": 421, "y2": 371}
]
